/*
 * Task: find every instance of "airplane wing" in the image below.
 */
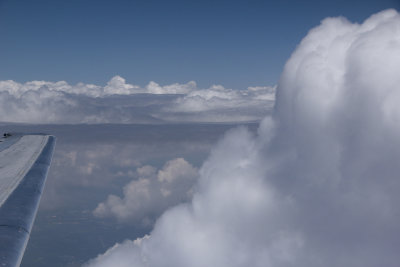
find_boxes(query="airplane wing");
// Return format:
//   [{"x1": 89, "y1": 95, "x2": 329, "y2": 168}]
[{"x1": 0, "y1": 133, "x2": 56, "y2": 267}]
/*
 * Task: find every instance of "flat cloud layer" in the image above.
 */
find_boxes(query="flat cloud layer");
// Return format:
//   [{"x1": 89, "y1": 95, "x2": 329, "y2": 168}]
[
  {"x1": 85, "y1": 9, "x2": 400, "y2": 267},
  {"x1": 0, "y1": 76, "x2": 274, "y2": 123}
]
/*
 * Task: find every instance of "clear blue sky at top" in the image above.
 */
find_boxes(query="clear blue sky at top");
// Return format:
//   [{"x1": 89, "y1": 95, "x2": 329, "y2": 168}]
[{"x1": 0, "y1": 0, "x2": 398, "y2": 89}]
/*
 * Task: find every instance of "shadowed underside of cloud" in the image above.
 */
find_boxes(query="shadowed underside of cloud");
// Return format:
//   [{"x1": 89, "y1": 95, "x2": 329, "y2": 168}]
[
  {"x1": 85, "y1": 9, "x2": 400, "y2": 267},
  {"x1": 0, "y1": 76, "x2": 275, "y2": 123}
]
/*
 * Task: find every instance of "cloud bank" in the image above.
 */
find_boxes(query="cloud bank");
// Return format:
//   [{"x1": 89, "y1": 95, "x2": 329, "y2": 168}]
[
  {"x1": 0, "y1": 76, "x2": 274, "y2": 123},
  {"x1": 86, "y1": 9, "x2": 400, "y2": 267}
]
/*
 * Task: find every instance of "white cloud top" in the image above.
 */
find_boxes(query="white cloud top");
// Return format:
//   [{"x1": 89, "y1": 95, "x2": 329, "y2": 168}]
[{"x1": 85, "y1": 9, "x2": 400, "y2": 267}]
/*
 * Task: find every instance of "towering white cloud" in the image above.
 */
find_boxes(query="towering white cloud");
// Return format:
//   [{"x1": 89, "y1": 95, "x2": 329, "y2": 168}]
[
  {"x1": 104, "y1": 76, "x2": 142, "y2": 95},
  {"x1": 86, "y1": 9, "x2": 400, "y2": 267}
]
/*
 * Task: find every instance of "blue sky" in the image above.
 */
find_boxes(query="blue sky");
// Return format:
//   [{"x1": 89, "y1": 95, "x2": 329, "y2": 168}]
[{"x1": 0, "y1": 0, "x2": 398, "y2": 89}]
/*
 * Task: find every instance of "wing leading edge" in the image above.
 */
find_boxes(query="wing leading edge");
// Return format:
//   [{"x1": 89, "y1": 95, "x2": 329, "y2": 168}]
[{"x1": 0, "y1": 134, "x2": 56, "y2": 267}]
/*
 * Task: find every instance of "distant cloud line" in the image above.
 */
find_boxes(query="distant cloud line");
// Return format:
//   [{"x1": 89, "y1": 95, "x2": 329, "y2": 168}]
[{"x1": 0, "y1": 76, "x2": 275, "y2": 124}]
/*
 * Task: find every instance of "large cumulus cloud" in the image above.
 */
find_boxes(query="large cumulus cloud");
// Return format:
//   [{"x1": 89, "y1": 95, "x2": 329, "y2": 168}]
[
  {"x1": 85, "y1": 9, "x2": 400, "y2": 267},
  {"x1": 0, "y1": 76, "x2": 274, "y2": 123}
]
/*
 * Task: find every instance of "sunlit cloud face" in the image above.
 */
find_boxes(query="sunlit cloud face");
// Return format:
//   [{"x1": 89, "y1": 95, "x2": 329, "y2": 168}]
[
  {"x1": 0, "y1": 77, "x2": 275, "y2": 124},
  {"x1": 85, "y1": 9, "x2": 400, "y2": 267},
  {"x1": 93, "y1": 158, "x2": 198, "y2": 226}
]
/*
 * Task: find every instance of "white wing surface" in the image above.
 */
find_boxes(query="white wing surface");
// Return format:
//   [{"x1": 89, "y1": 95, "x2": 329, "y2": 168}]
[{"x1": 0, "y1": 134, "x2": 55, "y2": 267}]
